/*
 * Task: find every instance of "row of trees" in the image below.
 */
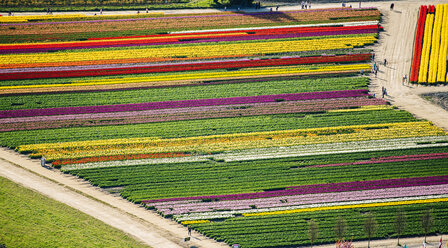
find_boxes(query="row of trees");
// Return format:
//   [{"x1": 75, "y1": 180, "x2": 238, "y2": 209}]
[{"x1": 307, "y1": 209, "x2": 435, "y2": 248}]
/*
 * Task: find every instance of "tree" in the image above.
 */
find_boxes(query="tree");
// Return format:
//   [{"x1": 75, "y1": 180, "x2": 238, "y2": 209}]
[
  {"x1": 334, "y1": 216, "x2": 347, "y2": 241},
  {"x1": 421, "y1": 209, "x2": 434, "y2": 243},
  {"x1": 308, "y1": 219, "x2": 319, "y2": 248},
  {"x1": 364, "y1": 212, "x2": 378, "y2": 248},
  {"x1": 394, "y1": 209, "x2": 406, "y2": 246}
]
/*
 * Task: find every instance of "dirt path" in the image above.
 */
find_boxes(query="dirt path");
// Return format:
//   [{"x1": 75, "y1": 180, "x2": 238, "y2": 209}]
[
  {"x1": 0, "y1": 148, "x2": 228, "y2": 248},
  {"x1": 369, "y1": 0, "x2": 448, "y2": 131},
  {"x1": 1, "y1": 2, "x2": 448, "y2": 248}
]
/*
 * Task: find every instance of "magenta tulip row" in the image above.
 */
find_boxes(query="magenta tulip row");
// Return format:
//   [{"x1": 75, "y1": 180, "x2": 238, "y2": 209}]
[
  {"x1": 142, "y1": 175, "x2": 448, "y2": 204},
  {"x1": 0, "y1": 89, "x2": 368, "y2": 118}
]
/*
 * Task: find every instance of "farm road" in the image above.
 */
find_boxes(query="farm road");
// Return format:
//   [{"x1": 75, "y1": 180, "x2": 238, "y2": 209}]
[
  {"x1": 368, "y1": 0, "x2": 448, "y2": 132},
  {"x1": 0, "y1": 148, "x2": 227, "y2": 248}
]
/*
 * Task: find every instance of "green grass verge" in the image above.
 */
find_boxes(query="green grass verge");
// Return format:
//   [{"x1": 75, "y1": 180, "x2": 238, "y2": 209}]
[{"x1": 0, "y1": 176, "x2": 149, "y2": 248}]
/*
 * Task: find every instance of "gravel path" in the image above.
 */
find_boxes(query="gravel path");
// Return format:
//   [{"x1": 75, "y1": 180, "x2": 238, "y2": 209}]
[
  {"x1": 0, "y1": 148, "x2": 228, "y2": 248},
  {"x1": 1, "y1": 1, "x2": 448, "y2": 247}
]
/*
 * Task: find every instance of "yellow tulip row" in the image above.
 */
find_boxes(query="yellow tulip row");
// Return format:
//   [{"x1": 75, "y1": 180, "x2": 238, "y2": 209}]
[
  {"x1": 181, "y1": 220, "x2": 211, "y2": 225},
  {"x1": 0, "y1": 14, "x2": 86, "y2": 23},
  {"x1": 0, "y1": 64, "x2": 370, "y2": 90},
  {"x1": 437, "y1": 4, "x2": 448, "y2": 82},
  {"x1": 0, "y1": 36, "x2": 377, "y2": 65},
  {"x1": 18, "y1": 121, "x2": 446, "y2": 161},
  {"x1": 328, "y1": 105, "x2": 393, "y2": 113},
  {"x1": 242, "y1": 197, "x2": 448, "y2": 217},
  {"x1": 418, "y1": 14, "x2": 434, "y2": 83},
  {"x1": 427, "y1": 4, "x2": 448, "y2": 83},
  {"x1": 0, "y1": 12, "x2": 164, "y2": 23},
  {"x1": 418, "y1": 4, "x2": 448, "y2": 83}
]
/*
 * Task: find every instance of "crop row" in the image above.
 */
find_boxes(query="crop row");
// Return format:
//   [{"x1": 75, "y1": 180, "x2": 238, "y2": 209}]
[
  {"x1": 0, "y1": 98, "x2": 386, "y2": 132},
  {"x1": 0, "y1": 36, "x2": 377, "y2": 67},
  {"x1": 0, "y1": 64, "x2": 369, "y2": 94},
  {"x1": 16, "y1": 121, "x2": 442, "y2": 161},
  {"x1": 0, "y1": 76, "x2": 369, "y2": 110},
  {"x1": 145, "y1": 175, "x2": 448, "y2": 205},
  {"x1": 149, "y1": 177, "x2": 448, "y2": 216},
  {"x1": 61, "y1": 136, "x2": 448, "y2": 170},
  {"x1": 0, "y1": 89, "x2": 369, "y2": 118},
  {"x1": 410, "y1": 5, "x2": 427, "y2": 82},
  {"x1": 0, "y1": 9, "x2": 381, "y2": 43},
  {"x1": 427, "y1": 4, "x2": 448, "y2": 83},
  {"x1": 67, "y1": 153, "x2": 448, "y2": 203},
  {"x1": 0, "y1": 97, "x2": 385, "y2": 124},
  {"x1": 0, "y1": 25, "x2": 380, "y2": 54},
  {"x1": 1, "y1": 108, "x2": 416, "y2": 148},
  {"x1": 415, "y1": 4, "x2": 448, "y2": 83},
  {"x1": 0, "y1": 54, "x2": 371, "y2": 81}
]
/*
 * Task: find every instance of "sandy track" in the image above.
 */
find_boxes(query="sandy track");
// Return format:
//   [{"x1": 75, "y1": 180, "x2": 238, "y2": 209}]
[
  {"x1": 369, "y1": 0, "x2": 448, "y2": 131},
  {"x1": 0, "y1": 148, "x2": 228, "y2": 248},
  {"x1": 1, "y1": 1, "x2": 448, "y2": 248}
]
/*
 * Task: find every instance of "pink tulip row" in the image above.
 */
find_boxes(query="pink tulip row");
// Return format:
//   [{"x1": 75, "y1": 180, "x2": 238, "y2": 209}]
[
  {"x1": 142, "y1": 175, "x2": 448, "y2": 204},
  {"x1": 155, "y1": 184, "x2": 448, "y2": 215}
]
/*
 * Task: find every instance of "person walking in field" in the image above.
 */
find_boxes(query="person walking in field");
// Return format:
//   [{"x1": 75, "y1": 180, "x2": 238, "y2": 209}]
[
  {"x1": 402, "y1": 74, "x2": 407, "y2": 85},
  {"x1": 188, "y1": 226, "x2": 192, "y2": 236}
]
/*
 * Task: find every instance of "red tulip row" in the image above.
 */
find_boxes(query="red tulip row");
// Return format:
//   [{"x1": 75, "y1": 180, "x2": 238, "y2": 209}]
[
  {"x1": 0, "y1": 25, "x2": 380, "y2": 53},
  {"x1": 0, "y1": 53, "x2": 371, "y2": 80},
  {"x1": 410, "y1": 5, "x2": 428, "y2": 82},
  {"x1": 87, "y1": 24, "x2": 379, "y2": 41}
]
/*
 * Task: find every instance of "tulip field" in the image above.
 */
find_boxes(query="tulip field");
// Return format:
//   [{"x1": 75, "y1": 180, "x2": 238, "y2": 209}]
[
  {"x1": 410, "y1": 4, "x2": 448, "y2": 84},
  {"x1": 1, "y1": 8, "x2": 448, "y2": 248}
]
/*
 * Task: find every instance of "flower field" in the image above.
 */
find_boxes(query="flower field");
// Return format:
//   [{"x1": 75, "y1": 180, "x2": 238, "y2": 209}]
[
  {"x1": 410, "y1": 4, "x2": 448, "y2": 84},
  {"x1": 1, "y1": 8, "x2": 448, "y2": 248}
]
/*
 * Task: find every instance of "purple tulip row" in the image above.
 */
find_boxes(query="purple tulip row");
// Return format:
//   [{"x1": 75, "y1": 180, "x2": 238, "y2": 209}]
[
  {"x1": 0, "y1": 97, "x2": 384, "y2": 131},
  {"x1": 0, "y1": 29, "x2": 377, "y2": 54},
  {"x1": 155, "y1": 184, "x2": 448, "y2": 215},
  {"x1": 0, "y1": 89, "x2": 368, "y2": 118},
  {"x1": 142, "y1": 175, "x2": 448, "y2": 204}
]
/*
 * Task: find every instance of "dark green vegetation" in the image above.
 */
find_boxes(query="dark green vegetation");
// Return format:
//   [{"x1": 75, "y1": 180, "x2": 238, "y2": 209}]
[
  {"x1": 0, "y1": 176, "x2": 148, "y2": 248},
  {"x1": 67, "y1": 147, "x2": 448, "y2": 202},
  {"x1": 190, "y1": 202, "x2": 448, "y2": 248}
]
